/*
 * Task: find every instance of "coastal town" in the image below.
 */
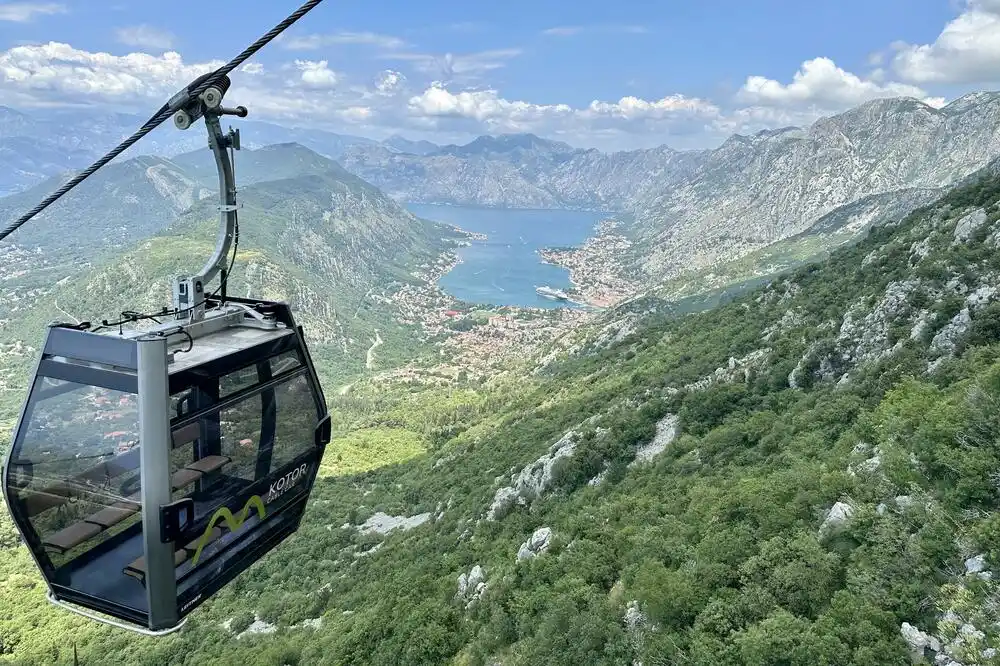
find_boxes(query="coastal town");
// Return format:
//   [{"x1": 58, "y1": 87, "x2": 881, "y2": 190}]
[
  {"x1": 364, "y1": 226, "x2": 607, "y2": 384},
  {"x1": 538, "y1": 219, "x2": 639, "y2": 308}
]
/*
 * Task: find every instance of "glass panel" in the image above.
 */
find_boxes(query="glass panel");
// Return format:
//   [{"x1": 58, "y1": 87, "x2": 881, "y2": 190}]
[
  {"x1": 219, "y1": 364, "x2": 260, "y2": 399},
  {"x1": 170, "y1": 373, "x2": 319, "y2": 585},
  {"x1": 215, "y1": 351, "x2": 302, "y2": 401},
  {"x1": 269, "y1": 350, "x2": 302, "y2": 376},
  {"x1": 269, "y1": 373, "x2": 319, "y2": 471},
  {"x1": 219, "y1": 394, "x2": 264, "y2": 482},
  {"x1": 7, "y1": 377, "x2": 141, "y2": 569},
  {"x1": 168, "y1": 392, "x2": 263, "y2": 522},
  {"x1": 171, "y1": 387, "x2": 193, "y2": 419}
]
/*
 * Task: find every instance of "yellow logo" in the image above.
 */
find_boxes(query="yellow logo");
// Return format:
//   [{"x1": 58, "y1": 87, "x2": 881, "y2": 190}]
[{"x1": 190, "y1": 495, "x2": 266, "y2": 566}]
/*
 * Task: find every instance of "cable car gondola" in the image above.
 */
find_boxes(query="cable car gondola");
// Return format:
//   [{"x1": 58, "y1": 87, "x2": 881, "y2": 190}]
[{"x1": 1, "y1": 71, "x2": 330, "y2": 634}]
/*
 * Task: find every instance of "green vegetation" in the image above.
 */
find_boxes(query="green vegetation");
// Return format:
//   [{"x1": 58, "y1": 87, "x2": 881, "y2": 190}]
[
  {"x1": 8, "y1": 168, "x2": 1000, "y2": 664},
  {"x1": 0, "y1": 163, "x2": 461, "y2": 420},
  {"x1": 318, "y1": 427, "x2": 426, "y2": 477},
  {"x1": 655, "y1": 232, "x2": 837, "y2": 302}
]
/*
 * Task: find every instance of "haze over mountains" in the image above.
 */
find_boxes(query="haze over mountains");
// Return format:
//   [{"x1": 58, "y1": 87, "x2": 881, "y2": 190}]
[
  {"x1": 342, "y1": 92, "x2": 1000, "y2": 286},
  {"x1": 9, "y1": 91, "x2": 1000, "y2": 305},
  {"x1": 0, "y1": 106, "x2": 380, "y2": 196}
]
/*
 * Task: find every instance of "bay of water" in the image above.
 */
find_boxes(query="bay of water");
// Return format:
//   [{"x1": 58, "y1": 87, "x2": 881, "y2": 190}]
[{"x1": 407, "y1": 203, "x2": 607, "y2": 308}]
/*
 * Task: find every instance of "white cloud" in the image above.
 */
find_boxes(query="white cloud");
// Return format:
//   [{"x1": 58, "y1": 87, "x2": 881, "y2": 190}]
[
  {"x1": 542, "y1": 26, "x2": 582, "y2": 36},
  {"x1": 0, "y1": 42, "x2": 222, "y2": 107},
  {"x1": 384, "y1": 48, "x2": 522, "y2": 82},
  {"x1": 115, "y1": 25, "x2": 175, "y2": 50},
  {"x1": 407, "y1": 85, "x2": 536, "y2": 122},
  {"x1": 0, "y1": 2, "x2": 65, "y2": 22},
  {"x1": 407, "y1": 83, "x2": 717, "y2": 137},
  {"x1": 584, "y1": 94, "x2": 718, "y2": 120},
  {"x1": 294, "y1": 59, "x2": 339, "y2": 88},
  {"x1": 282, "y1": 31, "x2": 406, "y2": 50},
  {"x1": 339, "y1": 106, "x2": 373, "y2": 123},
  {"x1": 0, "y1": 32, "x2": 968, "y2": 152},
  {"x1": 738, "y1": 57, "x2": 929, "y2": 108},
  {"x1": 891, "y1": 0, "x2": 1000, "y2": 84},
  {"x1": 375, "y1": 69, "x2": 405, "y2": 95},
  {"x1": 541, "y1": 24, "x2": 649, "y2": 37}
]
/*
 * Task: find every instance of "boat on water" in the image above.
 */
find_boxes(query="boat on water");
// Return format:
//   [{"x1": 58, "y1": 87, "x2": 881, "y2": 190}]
[{"x1": 536, "y1": 285, "x2": 570, "y2": 301}]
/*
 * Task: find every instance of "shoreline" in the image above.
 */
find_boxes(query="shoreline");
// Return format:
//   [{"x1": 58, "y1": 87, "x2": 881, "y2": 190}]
[
  {"x1": 424, "y1": 213, "x2": 638, "y2": 318},
  {"x1": 537, "y1": 221, "x2": 639, "y2": 309},
  {"x1": 377, "y1": 243, "x2": 599, "y2": 385}
]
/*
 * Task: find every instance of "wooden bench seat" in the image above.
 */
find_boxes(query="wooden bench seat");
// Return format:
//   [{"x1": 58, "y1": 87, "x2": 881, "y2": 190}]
[
  {"x1": 22, "y1": 422, "x2": 204, "y2": 517},
  {"x1": 24, "y1": 448, "x2": 140, "y2": 517},
  {"x1": 170, "y1": 455, "x2": 231, "y2": 489},
  {"x1": 41, "y1": 455, "x2": 231, "y2": 556},
  {"x1": 23, "y1": 483, "x2": 75, "y2": 517},
  {"x1": 85, "y1": 501, "x2": 140, "y2": 529},
  {"x1": 172, "y1": 422, "x2": 201, "y2": 448},
  {"x1": 170, "y1": 468, "x2": 202, "y2": 490},
  {"x1": 124, "y1": 527, "x2": 226, "y2": 583},
  {"x1": 124, "y1": 549, "x2": 190, "y2": 583},
  {"x1": 185, "y1": 455, "x2": 229, "y2": 475},
  {"x1": 43, "y1": 521, "x2": 103, "y2": 553}
]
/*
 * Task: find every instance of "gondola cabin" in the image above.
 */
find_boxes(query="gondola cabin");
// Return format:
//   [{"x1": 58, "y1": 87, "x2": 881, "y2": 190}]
[{"x1": 2, "y1": 297, "x2": 330, "y2": 633}]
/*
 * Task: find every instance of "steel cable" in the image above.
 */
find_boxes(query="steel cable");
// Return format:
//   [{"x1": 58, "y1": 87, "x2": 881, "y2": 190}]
[{"x1": 0, "y1": 0, "x2": 325, "y2": 244}]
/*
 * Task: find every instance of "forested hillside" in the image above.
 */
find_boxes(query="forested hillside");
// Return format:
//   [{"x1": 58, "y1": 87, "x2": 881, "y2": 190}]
[
  {"x1": 6, "y1": 144, "x2": 1000, "y2": 665},
  {"x1": 0, "y1": 153, "x2": 463, "y2": 423}
]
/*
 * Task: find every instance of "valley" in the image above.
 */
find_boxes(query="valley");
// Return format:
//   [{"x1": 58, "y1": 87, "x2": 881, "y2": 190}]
[{"x1": 6, "y1": 91, "x2": 1000, "y2": 666}]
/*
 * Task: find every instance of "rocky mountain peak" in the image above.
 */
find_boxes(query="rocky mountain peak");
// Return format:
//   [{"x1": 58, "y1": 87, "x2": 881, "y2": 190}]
[{"x1": 438, "y1": 133, "x2": 576, "y2": 157}]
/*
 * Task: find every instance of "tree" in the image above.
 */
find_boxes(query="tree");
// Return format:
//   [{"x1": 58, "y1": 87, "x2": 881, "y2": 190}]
[{"x1": 738, "y1": 533, "x2": 842, "y2": 619}]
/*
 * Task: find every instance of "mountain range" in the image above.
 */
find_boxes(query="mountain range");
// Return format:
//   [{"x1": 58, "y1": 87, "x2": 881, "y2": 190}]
[
  {"x1": 0, "y1": 105, "x2": 385, "y2": 196},
  {"x1": 8, "y1": 118, "x2": 1000, "y2": 665},
  {"x1": 340, "y1": 134, "x2": 701, "y2": 210},
  {"x1": 0, "y1": 142, "x2": 461, "y2": 415},
  {"x1": 338, "y1": 92, "x2": 1000, "y2": 294},
  {"x1": 629, "y1": 93, "x2": 1000, "y2": 281},
  {"x1": 10, "y1": 91, "x2": 1000, "y2": 314}
]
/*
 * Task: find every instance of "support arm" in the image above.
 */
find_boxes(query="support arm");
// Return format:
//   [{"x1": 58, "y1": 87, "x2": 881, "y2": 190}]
[
  {"x1": 198, "y1": 113, "x2": 238, "y2": 289},
  {"x1": 171, "y1": 89, "x2": 246, "y2": 322}
]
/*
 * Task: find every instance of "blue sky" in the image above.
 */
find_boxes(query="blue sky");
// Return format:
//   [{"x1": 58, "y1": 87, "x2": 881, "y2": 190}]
[{"x1": 0, "y1": 0, "x2": 997, "y2": 149}]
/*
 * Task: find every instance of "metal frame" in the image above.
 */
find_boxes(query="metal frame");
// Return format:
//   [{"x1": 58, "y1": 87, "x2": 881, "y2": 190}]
[
  {"x1": 46, "y1": 592, "x2": 186, "y2": 637},
  {"x1": 5, "y1": 311, "x2": 329, "y2": 635},
  {"x1": 172, "y1": 83, "x2": 245, "y2": 323},
  {"x1": 137, "y1": 335, "x2": 179, "y2": 631},
  {"x1": 1, "y1": 327, "x2": 60, "y2": 593}
]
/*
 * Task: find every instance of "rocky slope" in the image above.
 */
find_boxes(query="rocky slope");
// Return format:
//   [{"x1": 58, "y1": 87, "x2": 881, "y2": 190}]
[
  {"x1": 0, "y1": 154, "x2": 212, "y2": 259},
  {"x1": 16, "y1": 137, "x2": 1000, "y2": 666},
  {"x1": 341, "y1": 134, "x2": 706, "y2": 210},
  {"x1": 630, "y1": 93, "x2": 1000, "y2": 281}
]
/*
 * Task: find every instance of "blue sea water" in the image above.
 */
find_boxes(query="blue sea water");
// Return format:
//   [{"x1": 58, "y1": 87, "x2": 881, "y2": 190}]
[{"x1": 406, "y1": 203, "x2": 607, "y2": 309}]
